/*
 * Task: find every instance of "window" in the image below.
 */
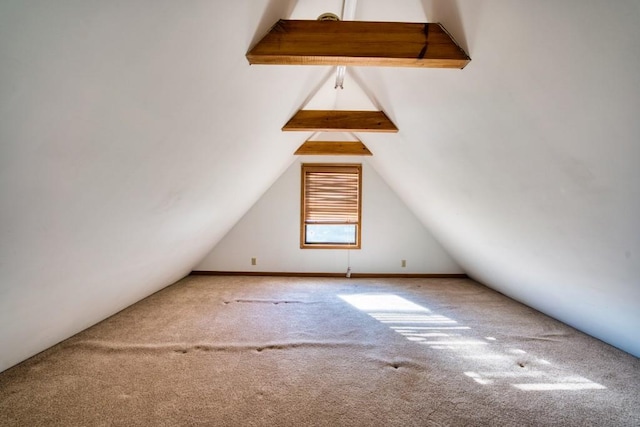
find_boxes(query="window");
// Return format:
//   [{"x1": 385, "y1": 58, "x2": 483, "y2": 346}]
[{"x1": 301, "y1": 163, "x2": 362, "y2": 249}]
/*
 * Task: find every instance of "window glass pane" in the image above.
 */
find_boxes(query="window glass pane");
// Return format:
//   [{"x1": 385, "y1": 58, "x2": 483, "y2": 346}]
[{"x1": 306, "y1": 224, "x2": 356, "y2": 244}]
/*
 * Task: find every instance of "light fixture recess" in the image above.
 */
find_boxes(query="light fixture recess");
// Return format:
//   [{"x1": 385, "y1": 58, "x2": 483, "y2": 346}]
[{"x1": 317, "y1": 13, "x2": 340, "y2": 21}]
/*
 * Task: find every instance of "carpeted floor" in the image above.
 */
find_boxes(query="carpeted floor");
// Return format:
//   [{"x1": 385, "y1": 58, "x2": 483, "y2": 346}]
[{"x1": 0, "y1": 275, "x2": 638, "y2": 426}]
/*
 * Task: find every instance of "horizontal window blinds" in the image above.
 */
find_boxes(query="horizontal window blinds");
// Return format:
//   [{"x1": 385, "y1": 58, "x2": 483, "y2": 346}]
[{"x1": 303, "y1": 165, "x2": 361, "y2": 224}]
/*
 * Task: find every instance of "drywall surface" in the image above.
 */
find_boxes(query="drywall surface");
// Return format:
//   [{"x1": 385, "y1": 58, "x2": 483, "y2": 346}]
[
  {"x1": 196, "y1": 157, "x2": 462, "y2": 274},
  {"x1": 0, "y1": 0, "x2": 319, "y2": 372},
  {"x1": 363, "y1": 0, "x2": 640, "y2": 356}
]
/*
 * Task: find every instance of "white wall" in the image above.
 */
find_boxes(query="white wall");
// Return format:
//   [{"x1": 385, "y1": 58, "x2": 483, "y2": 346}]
[
  {"x1": 0, "y1": 0, "x2": 321, "y2": 373},
  {"x1": 196, "y1": 157, "x2": 463, "y2": 274},
  {"x1": 363, "y1": 0, "x2": 640, "y2": 357}
]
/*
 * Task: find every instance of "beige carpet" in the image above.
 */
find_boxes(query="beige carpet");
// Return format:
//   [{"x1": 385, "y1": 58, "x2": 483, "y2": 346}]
[{"x1": 0, "y1": 275, "x2": 638, "y2": 426}]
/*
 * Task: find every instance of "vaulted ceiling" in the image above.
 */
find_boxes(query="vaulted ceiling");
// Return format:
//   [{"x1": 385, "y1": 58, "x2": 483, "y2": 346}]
[{"x1": 1, "y1": 0, "x2": 638, "y2": 371}]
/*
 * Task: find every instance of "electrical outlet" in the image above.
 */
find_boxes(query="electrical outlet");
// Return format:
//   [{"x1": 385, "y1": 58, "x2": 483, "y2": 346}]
[
  {"x1": 401, "y1": 259, "x2": 406, "y2": 268},
  {"x1": 251, "y1": 257, "x2": 257, "y2": 266}
]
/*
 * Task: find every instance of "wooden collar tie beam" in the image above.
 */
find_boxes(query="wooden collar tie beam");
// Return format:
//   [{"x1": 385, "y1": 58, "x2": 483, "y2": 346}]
[
  {"x1": 247, "y1": 20, "x2": 470, "y2": 68},
  {"x1": 294, "y1": 141, "x2": 372, "y2": 156},
  {"x1": 283, "y1": 110, "x2": 398, "y2": 133}
]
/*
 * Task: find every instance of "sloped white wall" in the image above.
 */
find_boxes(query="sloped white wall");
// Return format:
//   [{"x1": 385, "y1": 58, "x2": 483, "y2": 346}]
[
  {"x1": 0, "y1": 0, "x2": 321, "y2": 373},
  {"x1": 363, "y1": 0, "x2": 640, "y2": 357},
  {"x1": 195, "y1": 157, "x2": 463, "y2": 274}
]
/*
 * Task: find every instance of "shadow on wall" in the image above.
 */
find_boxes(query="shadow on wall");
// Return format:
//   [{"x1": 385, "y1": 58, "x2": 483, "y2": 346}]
[
  {"x1": 421, "y1": 0, "x2": 477, "y2": 55},
  {"x1": 348, "y1": 68, "x2": 395, "y2": 124},
  {"x1": 249, "y1": 0, "x2": 299, "y2": 49}
]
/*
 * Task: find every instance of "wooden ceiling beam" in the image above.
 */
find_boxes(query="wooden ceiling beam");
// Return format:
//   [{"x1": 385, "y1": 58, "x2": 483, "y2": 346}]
[
  {"x1": 247, "y1": 20, "x2": 470, "y2": 69},
  {"x1": 295, "y1": 141, "x2": 372, "y2": 156},
  {"x1": 283, "y1": 110, "x2": 398, "y2": 133}
]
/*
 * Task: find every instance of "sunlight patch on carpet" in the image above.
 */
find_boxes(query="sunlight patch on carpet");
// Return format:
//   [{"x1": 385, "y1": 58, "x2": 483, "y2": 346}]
[
  {"x1": 338, "y1": 294, "x2": 430, "y2": 312},
  {"x1": 338, "y1": 293, "x2": 606, "y2": 392}
]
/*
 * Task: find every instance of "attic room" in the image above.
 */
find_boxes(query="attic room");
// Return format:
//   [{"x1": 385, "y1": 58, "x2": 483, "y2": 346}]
[{"x1": 0, "y1": 0, "x2": 638, "y2": 425}]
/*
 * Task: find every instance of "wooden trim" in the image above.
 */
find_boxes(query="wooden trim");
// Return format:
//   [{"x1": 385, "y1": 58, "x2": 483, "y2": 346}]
[
  {"x1": 283, "y1": 110, "x2": 398, "y2": 133},
  {"x1": 247, "y1": 20, "x2": 470, "y2": 69},
  {"x1": 191, "y1": 271, "x2": 469, "y2": 279},
  {"x1": 295, "y1": 141, "x2": 372, "y2": 156}
]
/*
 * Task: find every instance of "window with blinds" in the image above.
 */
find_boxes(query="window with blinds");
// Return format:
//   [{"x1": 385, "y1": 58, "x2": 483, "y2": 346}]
[{"x1": 301, "y1": 163, "x2": 362, "y2": 249}]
